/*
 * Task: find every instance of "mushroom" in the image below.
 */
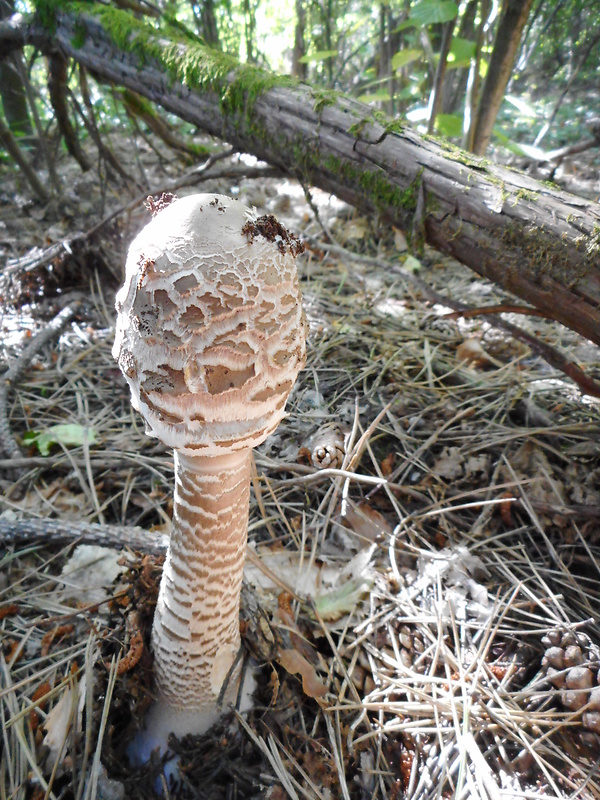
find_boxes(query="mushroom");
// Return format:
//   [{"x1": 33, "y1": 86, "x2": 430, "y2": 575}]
[{"x1": 112, "y1": 193, "x2": 306, "y2": 757}]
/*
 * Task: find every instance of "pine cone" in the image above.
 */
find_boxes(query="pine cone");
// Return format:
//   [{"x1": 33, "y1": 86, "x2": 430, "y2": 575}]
[
  {"x1": 541, "y1": 626, "x2": 600, "y2": 748},
  {"x1": 303, "y1": 423, "x2": 347, "y2": 469},
  {"x1": 397, "y1": 624, "x2": 427, "y2": 673}
]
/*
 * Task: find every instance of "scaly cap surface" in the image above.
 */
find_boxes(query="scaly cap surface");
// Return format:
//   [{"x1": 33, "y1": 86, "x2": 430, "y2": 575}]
[{"x1": 112, "y1": 194, "x2": 306, "y2": 454}]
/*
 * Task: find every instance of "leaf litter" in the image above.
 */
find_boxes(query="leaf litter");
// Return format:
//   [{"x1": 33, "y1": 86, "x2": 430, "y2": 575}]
[{"x1": 1, "y1": 143, "x2": 600, "y2": 799}]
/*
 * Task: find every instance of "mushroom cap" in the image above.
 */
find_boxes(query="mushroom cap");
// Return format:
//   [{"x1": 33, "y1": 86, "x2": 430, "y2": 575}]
[{"x1": 113, "y1": 194, "x2": 306, "y2": 455}]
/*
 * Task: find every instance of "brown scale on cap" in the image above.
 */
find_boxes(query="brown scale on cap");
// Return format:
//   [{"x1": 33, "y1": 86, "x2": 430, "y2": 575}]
[
  {"x1": 242, "y1": 214, "x2": 305, "y2": 257},
  {"x1": 144, "y1": 192, "x2": 179, "y2": 217}
]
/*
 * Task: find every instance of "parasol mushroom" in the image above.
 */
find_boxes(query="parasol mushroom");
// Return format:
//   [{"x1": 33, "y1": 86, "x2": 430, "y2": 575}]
[{"x1": 112, "y1": 193, "x2": 306, "y2": 757}]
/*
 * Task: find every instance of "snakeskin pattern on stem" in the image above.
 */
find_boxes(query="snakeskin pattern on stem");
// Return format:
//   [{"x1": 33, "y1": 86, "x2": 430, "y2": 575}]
[{"x1": 152, "y1": 449, "x2": 251, "y2": 710}]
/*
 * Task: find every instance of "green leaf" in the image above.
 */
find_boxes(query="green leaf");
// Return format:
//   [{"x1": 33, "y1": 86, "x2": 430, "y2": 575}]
[
  {"x1": 392, "y1": 19, "x2": 417, "y2": 33},
  {"x1": 357, "y1": 90, "x2": 393, "y2": 104},
  {"x1": 448, "y1": 36, "x2": 476, "y2": 66},
  {"x1": 403, "y1": 255, "x2": 422, "y2": 272},
  {"x1": 24, "y1": 424, "x2": 98, "y2": 456},
  {"x1": 298, "y1": 50, "x2": 338, "y2": 64},
  {"x1": 391, "y1": 48, "x2": 422, "y2": 71},
  {"x1": 491, "y1": 129, "x2": 528, "y2": 156},
  {"x1": 315, "y1": 576, "x2": 374, "y2": 621},
  {"x1": 435, "y1": 113, "x2": 463, "y2": 137},
  {"x1": 410, "y1": 0, "x2": 459, "y2": 26},
  {"x1": 395, "y1": 85, "x2": 419, "y2": 100}
]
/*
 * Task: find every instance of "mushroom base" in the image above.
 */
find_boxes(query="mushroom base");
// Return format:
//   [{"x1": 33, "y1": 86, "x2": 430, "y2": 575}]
[
  {"x1": 127, "y1": 665, "x2": 257, "y2": 772},
  {"x1": 127, "y1": 702, "x2": 220, "y2": 767}
]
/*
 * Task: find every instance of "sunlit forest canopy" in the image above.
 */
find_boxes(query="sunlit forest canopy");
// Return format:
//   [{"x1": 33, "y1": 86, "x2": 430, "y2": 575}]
[{"x1": 5, "y1": 0, "x2": 600, "y2": 158}]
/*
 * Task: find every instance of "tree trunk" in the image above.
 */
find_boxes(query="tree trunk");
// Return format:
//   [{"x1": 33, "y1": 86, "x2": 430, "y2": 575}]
[
  {"x1": 292, "y1": 0, "x2": 308, "y2": 80},
  {"x1": 0, "y1": 109, "x2": 49, "y2": 201},
  {"x1": 4, "y1": 4, "x2": 600, "y2": 346},
  {"x1": 463, "y1": 0, "x2": 491, "y2": 151},
  {"x1": 426, "y1": 17, "x2": 456, "y2": 134},
  {"x1": 194, "y1": 0, "x2": 220, "y2": 50},
  {"x1": 243, "y1": 0, "x2": 256, "y2": 64},
  {"x1": 470, "y1": 0, "x2": 535, "y2": 155},
  {"x1": 441, "y1": 0, "x2": 477, "y2": 115},
  {"x1": 0, "y1": 55, "x2": 32, "y2": 137},
  {"x1": 0, "y1": 0, "x2": 32, "y2": 137},
  {"x1": 48, "y1": 52, "x2": 91, "y2": 171}
]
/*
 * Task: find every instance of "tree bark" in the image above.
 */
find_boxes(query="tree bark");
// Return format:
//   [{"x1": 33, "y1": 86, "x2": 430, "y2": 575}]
[
  {"x1": 470, "y1": 0, "x2": 535, "y2": 155},
  {"x1": 48, "y1": 52, "x2": 91, "y2": 171},
  {"x1": 426, "y1": 17, "x2": 456, "y2": 134},
  {"x1": 0, "y1": 0, "x2": 32, "y2": 137},
  {"x1": 4, "y1": 4, "x2": 600, "y2": 346},
  {"x1": 463, "y1": 0, "x2": 491, "y2": 151}
]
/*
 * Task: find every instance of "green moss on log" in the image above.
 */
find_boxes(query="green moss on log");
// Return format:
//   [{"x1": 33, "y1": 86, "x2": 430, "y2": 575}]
[
  {"x1": 32, "y1": 0, "x2": 296, "y2": 120},
  {"x1": 501, "y1": 222, "x2": 600, "y2": 287},
  {"x1": 346, "y1": 112, "x2": 404, "y2": 141},
  {"x1": 323, "y1": 156, "x2": 427, "y2": 238},
  {"x1": 311, "y1": 88, "x2": 339, "y2": 115}
]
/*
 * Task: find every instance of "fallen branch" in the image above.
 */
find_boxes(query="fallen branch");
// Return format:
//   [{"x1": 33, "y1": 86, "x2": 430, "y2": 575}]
[
  {"x1": 4, "y1": 6, "x2": 600, "y2": 345},
  {"x1": 3, "y1": 160, "x2": 283, "y2": 279},
  {"x1": 444, "y1": 303, "x2": 553, "y2": 321},
  {"x1": 0, "y1": 517, "x2": 168, "y2": 552}
]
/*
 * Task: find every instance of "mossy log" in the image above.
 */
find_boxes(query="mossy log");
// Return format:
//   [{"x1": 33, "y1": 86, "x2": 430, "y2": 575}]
[{"x1": 5, "y1": 3, "x2": 600, "y2": 346}]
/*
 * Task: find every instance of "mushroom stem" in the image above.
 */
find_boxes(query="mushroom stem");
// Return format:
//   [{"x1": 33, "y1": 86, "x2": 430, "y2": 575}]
[{"x1": 153, "y1": 449, "x2": 252, "y2": 727}]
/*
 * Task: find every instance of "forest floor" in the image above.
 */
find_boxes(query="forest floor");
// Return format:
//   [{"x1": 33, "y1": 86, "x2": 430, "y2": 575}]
[{"x1": 1, "y1": 131, "x2": 600, "y2": 800}]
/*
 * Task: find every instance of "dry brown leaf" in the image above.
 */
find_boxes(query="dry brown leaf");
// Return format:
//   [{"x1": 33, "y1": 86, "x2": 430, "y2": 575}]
[
  {"x1": 42, "y1": 686, "x2": 77, "y2": 771},
  {"x1": 381, "y1": 452, "x2": 395, "y2": 476},
  {"x1": 9, "y1": 478, "x2": 88, "y2": 520},
  {"x1": 336, "y1": 216, "x2": 369, "y2": 242},
  {"x1": 464, "y1": 454, "x2": 490, "y2": 477},
  {"x1": 393, "y1": 226, "x2": 408, "y2": 252},
  {"x1": 0, "y1": 603, "x2": 19, "y2": 620},
  {"x1": 505, "y1": 441, "x2": 567, "y2": 507},
  {"x1": 456, "y1": 338, "x2": 500, "y2": 369},
  {"x1": 277, "y1": 648, "x2": 328, "y2": 701},
  {"x1": 29, "y1": 681, "x2": 52, "y2": 732},
  {"x1": 268, "y1": 665, "x2": 280, "y2": 706},
  {"x1": 58, "y1": 545, "x2": 127, "y2": 606},
  {"x1": 342, "y1": 502, "x2": 393, "y2": 541}
]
